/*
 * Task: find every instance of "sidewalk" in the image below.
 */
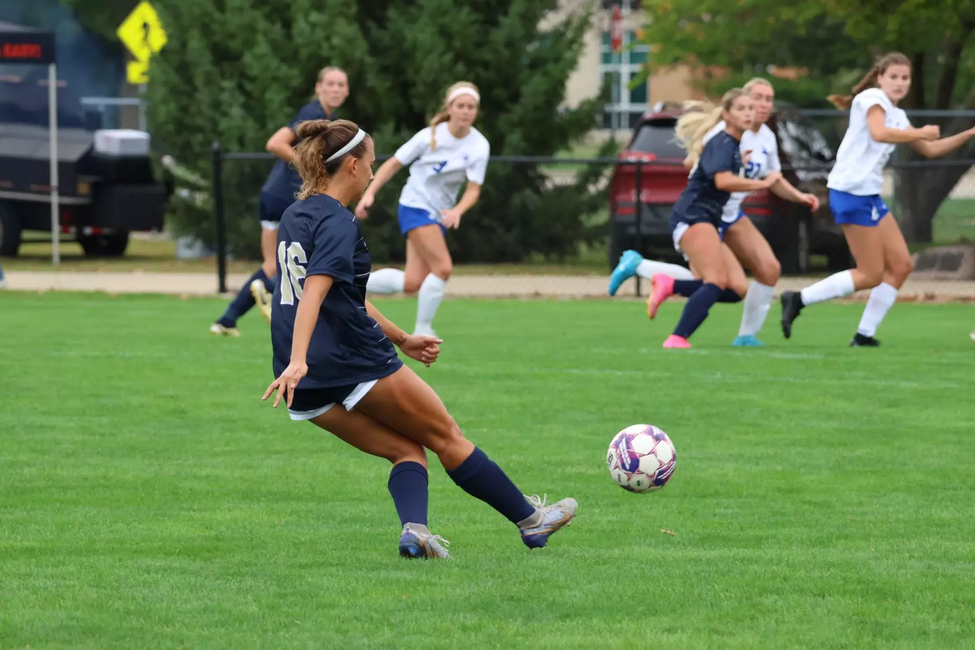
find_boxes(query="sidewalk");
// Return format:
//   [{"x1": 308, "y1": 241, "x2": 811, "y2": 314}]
[{"x1": 3, "y1": 270, "x2": 975, "y2": 301}]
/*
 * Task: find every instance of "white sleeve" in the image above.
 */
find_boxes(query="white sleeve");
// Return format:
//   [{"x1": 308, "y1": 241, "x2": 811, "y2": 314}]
[
  {"x1": 393, "y1": 128, "x2": 431, "y2": 165},
  {"x1": 466, "y1": 141, "x2": 490, "y2": 185},
  {"x1": 766, "y1": 136, "x2": 781, "y2": 172},
  {"x1": 856, "y1": 88, "x2": 891, "y2": 115}
]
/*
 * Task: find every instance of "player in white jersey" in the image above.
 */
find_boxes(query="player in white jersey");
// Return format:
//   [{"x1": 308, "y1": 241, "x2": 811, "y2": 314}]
[
  {"x1": 357, "y1": 82, "x2": 490, "y2": 337},
  {"x1": 781, "y1": 53, "x2": 975, "y2": 346},
  {"x1": 609, "y1": 78, "x2": 819, "y2": 346}
]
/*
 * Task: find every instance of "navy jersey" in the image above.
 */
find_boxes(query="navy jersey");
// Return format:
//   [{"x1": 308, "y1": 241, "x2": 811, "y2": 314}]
[
  {"x1": 670, "y1": 130, "x2": 742, "y2": 228},
  {"x1": 261, "y1": 101, "x2": 336, "y2": 200},
  {"x1": 270, "y1": 194, "x2": 403, "y2": 388}
]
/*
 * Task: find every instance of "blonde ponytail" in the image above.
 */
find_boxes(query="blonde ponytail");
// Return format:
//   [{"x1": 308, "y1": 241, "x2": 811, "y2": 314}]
[
  {"x1": 827, "y1": 52, "x2": 911, "y2": 110},
  {"x1": 429, "y1": 81, "x2": 480, "y2": 150},
  {"x1": 675, "y1": 88, "x2": 746, "y2": 168}
]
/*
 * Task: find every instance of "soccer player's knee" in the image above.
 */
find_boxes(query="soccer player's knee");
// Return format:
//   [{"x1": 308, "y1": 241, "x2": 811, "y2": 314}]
[
  {"x1": 426, "y1": 417, "x2": 465, "y2": 456},
  {"x1": 390, "y1": 439, "x2": 427, "y2": 466},
  {"x1": 706, "y1": 269, "x2": 729, "y2": 290},
  {"x1": 890, "y1": 254, "x2": 913, "y2": 282},
  {"x1": 432, "y1": 260, "x2": 453, "y2": 281},
  {"x1": 404, "y1": 277, "x2": 423, "y2": 293},
  {"x1": 756, "y1": 257, "x2": 781, "y2": 285},
  {"x1": 859, "y1": 265, "x2": 884, "y2": 288}
]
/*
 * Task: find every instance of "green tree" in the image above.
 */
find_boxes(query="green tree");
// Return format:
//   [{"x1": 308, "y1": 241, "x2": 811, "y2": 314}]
[
  {"x1": 640, "y1": 0, "x2": 975, "y2": 242},
  {"x1": 112, "y1": 0, "x2": 607, "y2": 261}
]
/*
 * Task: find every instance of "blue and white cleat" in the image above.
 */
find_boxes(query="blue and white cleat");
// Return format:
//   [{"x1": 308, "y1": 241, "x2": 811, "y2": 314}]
[
  {"x1": 398, "y1": 524, "x2": 451, "y2": 559},
  {"x1": 519, "y1": 494, "x2": 578, "y2": 549},
  {"x1": 732, "y1": 335, "x2": 764, "y2": 347},
  {"x1": 608, "y1": 250, "x2": 644, "y2": 296}
]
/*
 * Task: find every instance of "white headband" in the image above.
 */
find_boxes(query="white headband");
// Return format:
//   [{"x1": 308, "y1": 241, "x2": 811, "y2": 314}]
[
  {"x1": 325, "y1": 128, "x2": 367, "y2": 163},
  {"x1": 447, "y1": 87, "x2": 480, "y2": 105}
]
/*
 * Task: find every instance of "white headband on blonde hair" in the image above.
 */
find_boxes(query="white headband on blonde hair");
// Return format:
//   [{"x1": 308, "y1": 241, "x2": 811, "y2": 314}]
[
  {"x1": 447, "y1": 87, "x2": 480, "y2": 105},
  {"x1": 325, "y1": 129, "x2": 366, "y2": 163}
]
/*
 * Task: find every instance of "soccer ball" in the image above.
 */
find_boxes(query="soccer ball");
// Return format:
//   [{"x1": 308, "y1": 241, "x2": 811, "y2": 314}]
[{"x1": 606, "y1": 424, "x2": 676, "y2": 493}]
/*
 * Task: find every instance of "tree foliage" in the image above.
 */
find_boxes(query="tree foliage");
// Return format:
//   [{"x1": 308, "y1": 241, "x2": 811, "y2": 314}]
[
  {"x1": 126, "y1": 0, "x2": 607, "y2": 261},
  {"x1": 640, "y1": 0, "x2": 975, "y2": 242}
]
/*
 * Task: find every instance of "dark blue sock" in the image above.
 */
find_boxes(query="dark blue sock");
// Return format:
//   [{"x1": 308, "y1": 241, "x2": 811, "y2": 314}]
[
  {"x1": 673, "y1": 279, "x2": 703, "y2": 297},
  {"x1": 673, "y1": 283, "x2": 722, "y2": 339},
  {"x1": 217, "y1": 267, "x2": 268, "y2": 327},
  {"x1": 674, "y1": 279, "x2": 741, "y2": 303},
  {"x1": 446, "y1": 447, "x2": 534, "y2": 525},
  {"x1": 388, "y1": 461, "x2": 428, "y2": 526}
]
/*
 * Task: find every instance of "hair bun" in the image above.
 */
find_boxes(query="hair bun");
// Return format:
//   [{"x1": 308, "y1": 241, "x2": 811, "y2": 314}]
[{"x1": 295, "y1": 119, "x2": 332, "y2": 139}]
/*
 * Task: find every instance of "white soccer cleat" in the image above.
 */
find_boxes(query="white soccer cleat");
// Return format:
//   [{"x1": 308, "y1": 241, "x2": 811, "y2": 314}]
[
  {"x1": 209, "y1": 323, "x2": 240, "y2": 337},
  {"x1": 398, "y1": 524, "x2": 451, "y2": 559},
  {"x1": 250, "y1": 279, "x2": 273, "y2": 324},
  {"x1": 519, "y1": 494, "x2": 578, "y2": 549}
]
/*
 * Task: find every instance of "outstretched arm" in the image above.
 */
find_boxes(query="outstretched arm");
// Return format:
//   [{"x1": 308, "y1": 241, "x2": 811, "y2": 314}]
[{"x1": 910, "y1": 126, "x2": 975, "y2": 159}]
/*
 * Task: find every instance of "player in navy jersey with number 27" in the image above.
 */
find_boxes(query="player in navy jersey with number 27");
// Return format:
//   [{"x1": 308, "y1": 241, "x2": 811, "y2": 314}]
[
  {"x1": 264, "y1": 118, "x2": 577, "y2": 559},
  {"x1": 646, "y1": 89, "x2": 782, "y2": 348}
]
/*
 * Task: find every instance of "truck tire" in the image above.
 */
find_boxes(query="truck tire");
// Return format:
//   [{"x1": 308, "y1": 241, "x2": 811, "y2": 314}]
[
  {"x1": 0, "y1": 204, "x2": 23, "y2": 257},
  {"x1": 79, "y1": 230, "x2": 130, "y2": 257}
]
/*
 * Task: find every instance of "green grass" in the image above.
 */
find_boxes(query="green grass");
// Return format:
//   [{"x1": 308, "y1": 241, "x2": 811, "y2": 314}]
[{"x1": 1, "y1": 293, "x2": 974, "y2": 649}]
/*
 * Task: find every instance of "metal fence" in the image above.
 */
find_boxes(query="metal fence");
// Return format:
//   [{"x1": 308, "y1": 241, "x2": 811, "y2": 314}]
[{"x1": 205, "y1": 145, "x2": 975, "y2": 294}]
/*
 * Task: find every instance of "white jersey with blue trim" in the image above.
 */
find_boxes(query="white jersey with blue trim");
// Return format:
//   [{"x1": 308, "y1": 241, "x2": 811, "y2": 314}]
[
  {"x1": 827, "y1": 88, "x2": 909, "y2": 196},
  {"x1": 393, "y1": 122, "x2": 491, "y2": 220},
  {"x1": 702, "y1": 122, "x2": 780, "y2": 223}
]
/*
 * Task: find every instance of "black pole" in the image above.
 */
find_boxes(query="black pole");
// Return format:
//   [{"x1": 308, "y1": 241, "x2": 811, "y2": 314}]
[
  {"x1": 211, "y1": 141, "x2": 227, "y2": 294},
  {"x1": 634, "y1": 160, "x2": 643, "y2": 297}
]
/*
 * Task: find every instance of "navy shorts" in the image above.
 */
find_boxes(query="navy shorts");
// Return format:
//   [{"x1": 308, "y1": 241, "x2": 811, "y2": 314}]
[
  {"x1": 288, "y1": 382, "x2": 378, "y2": 421},
  {"x1": 669, "y1": 214, "x2": 721, "y2": 254},
  {"x1": 398, "y1": 204, "x2": 446, "y2": 237},
  {"x1": 259, "y1": 192, "x2": 295, "y2": 230},
  {"x1": 829, "y1": 189, "x2": 890, "y2": 227}
]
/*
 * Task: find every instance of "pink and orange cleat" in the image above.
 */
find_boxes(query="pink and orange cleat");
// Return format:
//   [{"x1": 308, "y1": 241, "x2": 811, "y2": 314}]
[
  {"x1": 646, "y1": 273, "x2": 675, "y2": 319},
  {"x1": 662, "y1": 335, "x2": 692, "y2": 349}
]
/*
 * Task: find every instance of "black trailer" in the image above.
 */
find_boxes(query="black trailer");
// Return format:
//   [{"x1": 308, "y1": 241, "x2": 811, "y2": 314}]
[{"x1": 0, "y1": 21, "x2": 168, "y2": 258}]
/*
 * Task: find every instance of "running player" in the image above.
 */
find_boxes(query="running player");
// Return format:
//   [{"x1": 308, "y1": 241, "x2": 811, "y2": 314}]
[
  {"x1": 645, "y1": 89, "x2": 782, "y2": 348},
  {"x1": 211, "y1": 66, "x2": 349, "y2": 335},
  {"x1": 781, "y1": 53, "x2": 975, "y2": 346},
  {"x1": 264, "y1": 118, "x2": 576, "y2": 559},
  {"x1": 609, "y1": 78, "x2": 819, "y2": 346},
  {"x1": 355, "y1": 82, "x2": 489, "y2": 337}
]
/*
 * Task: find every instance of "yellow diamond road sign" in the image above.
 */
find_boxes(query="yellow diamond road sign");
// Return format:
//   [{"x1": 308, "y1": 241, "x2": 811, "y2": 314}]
[
  {"x1": 127, "y1": 60, "x2": 149, "y2": 84},
  {"x1": 117, "y1": 1, "x2": 167, "y2": 64}
]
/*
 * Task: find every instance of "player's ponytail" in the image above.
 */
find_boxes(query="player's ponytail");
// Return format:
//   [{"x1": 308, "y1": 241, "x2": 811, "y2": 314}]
[
  {"x1": 827, "y1": 52, "x2": 911, "y2": 110},
  {"x1": 293, "y1": 119, "x2": 371, "y2": 199},
  {"x1": 675, "y1": 88, "x2": 746, "y2": 168},
  {"x1": 429, "y1": 81, "x2": 480, "y2": 150}
]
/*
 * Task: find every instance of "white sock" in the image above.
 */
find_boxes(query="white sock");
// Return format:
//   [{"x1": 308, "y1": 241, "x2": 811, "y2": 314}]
[
  {"x1": 738, "y1": 281, "x2": 776, "y2": 337},
  {"x1": 636, "y1": 259, "x2": 695, "y2": 281},
  {"x1": 800, "y1": 270, "x2": 855, "y2": 306},
  {"x1": 415, "y1": 274, "x2": 447, "y2": 333},
  {"x1": 366, "y1": 268, "x2": 405, "y2": 294},
  {"x1": 856, "y1": 282, "x2": 898, "y2": 337}
]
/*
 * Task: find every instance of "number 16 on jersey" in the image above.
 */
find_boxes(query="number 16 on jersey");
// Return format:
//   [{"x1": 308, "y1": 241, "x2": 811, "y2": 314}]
[{"x1": 278, "y1": 241, "x2": 307, "y2": 305}]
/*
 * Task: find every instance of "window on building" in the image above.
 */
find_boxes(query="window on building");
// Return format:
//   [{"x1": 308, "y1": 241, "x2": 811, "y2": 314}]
[{"x1": 599, "y1": 30, "x2": 650, "y2": 129}]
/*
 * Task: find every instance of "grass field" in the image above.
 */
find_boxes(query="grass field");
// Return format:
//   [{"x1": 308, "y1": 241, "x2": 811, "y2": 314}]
[{"x1": 2, "y1": 293, "x2": 974, "y2": 649}]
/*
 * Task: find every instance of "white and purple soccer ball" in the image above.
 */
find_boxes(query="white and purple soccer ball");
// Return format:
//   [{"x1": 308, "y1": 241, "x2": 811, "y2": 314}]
[{"x1": 606, "y1": 424, "x2": 676, "y2": 493}]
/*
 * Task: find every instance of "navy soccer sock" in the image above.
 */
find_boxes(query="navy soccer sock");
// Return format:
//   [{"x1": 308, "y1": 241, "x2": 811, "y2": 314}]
[
  {"x1": 673, "y1": 283, "x2": 723, "y2": 339},
  {"x1": 388, "y1": 461, "x2": 429, "y2": 527},
  {"x1": 217, "y1": 267, "x2": 269, "y2": 327},
  {"x1": 673, "y1": 279, "x2": 741, "y2": 303},
  {"x1": 446, "y1": 447, "x2": 535, "y2": 525}
]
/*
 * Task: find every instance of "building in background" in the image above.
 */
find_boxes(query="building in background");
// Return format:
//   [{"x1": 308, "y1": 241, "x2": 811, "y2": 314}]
[{"x1": 548, "y1": 0, "x2": 705, "y2": 133}]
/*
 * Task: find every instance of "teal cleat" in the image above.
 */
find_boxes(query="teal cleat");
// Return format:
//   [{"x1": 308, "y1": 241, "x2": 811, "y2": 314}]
[
  {"x1": 732, "y1": 335, "x2": 765, "y2": 347},
  {"x1": 519, "y1": 495, "x2": 578, "y2": 549},
  {"x1": 608, "y1": 250, "x2": 644, "y2": 296}
]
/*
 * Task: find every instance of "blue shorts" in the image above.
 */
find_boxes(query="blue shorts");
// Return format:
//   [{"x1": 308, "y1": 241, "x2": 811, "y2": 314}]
[
  {"x1": 398, "y1": 204, "x2": 446, "y2": 237},
  {"x1": 259, "y1": 192, "x2": 294, "y2": 230},
  {"x1": 719, "y1": 211, "x2": 746, "y2": 239},
  {"x1": 829, "y1": 189, "x2": 890, "y2": 227}
]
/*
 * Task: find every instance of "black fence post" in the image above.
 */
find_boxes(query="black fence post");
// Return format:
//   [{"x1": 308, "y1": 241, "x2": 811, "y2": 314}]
[
  {"x1": 211, "y1": 141, "x2": 227, "y2": 294},
  {"x1": 634, "y1": 160, "x2": 644, "y2": 297}
]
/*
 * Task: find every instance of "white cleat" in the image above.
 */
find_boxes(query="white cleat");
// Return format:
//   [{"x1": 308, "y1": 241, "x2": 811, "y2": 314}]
[
  {"x1": 519, "y1": 494, "x2": 578, "y2": 549},
  {"x1": 209, "y1": 322, "x2": 240, "y2": 337},
  {"x1": 250, "y1": 279, "x2": 273, "y2": 324},
  {"x1": 398, "y1": 523, "x2": 451, "y2": 559}
]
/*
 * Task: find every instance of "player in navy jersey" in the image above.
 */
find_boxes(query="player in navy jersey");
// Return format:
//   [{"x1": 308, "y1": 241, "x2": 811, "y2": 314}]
[
  {"x1": 263, "y1": 118, "x2": 577, "y2": 559},
  {"x1": 645, "y1": 89, "x2": 782, "y2": 348},
  {"x1": 781, "y1": 53, "x2": 975, "y2": 346},
  {"x1": 211, "y1": 67, "x2": 349, "y2": 336}
]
